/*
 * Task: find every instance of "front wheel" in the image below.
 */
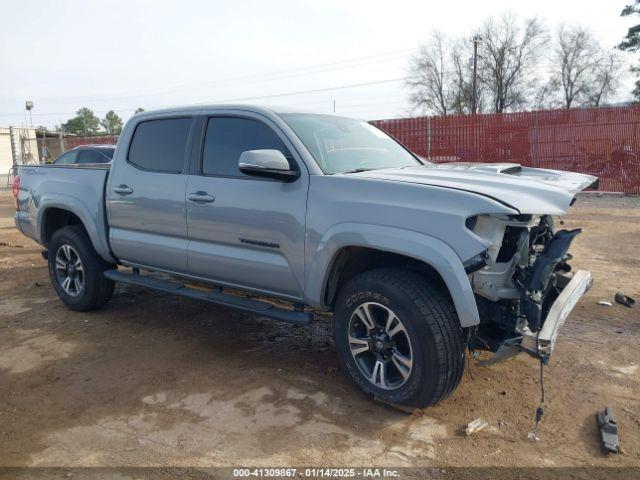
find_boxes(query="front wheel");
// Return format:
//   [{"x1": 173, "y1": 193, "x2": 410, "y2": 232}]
[
  {"x1": 333, "y1": 268, "x2": 465, "y2": 408},
  {"x1": 48, "y1": 225, "x2": 115, "y2": 311}
]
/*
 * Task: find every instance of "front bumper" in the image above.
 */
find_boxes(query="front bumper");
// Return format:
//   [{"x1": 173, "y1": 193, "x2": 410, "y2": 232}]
[
  {"x1": 479, "y1": 270, "x2": 592, "y2": 366},
  {"x1": 519, "y1": 269, "x2": 592, "y2": 360}
]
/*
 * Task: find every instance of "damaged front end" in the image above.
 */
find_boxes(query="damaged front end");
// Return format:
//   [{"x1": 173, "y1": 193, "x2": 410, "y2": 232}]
[{"x1": 466, "y1": 213, "x2": 592, "y2": 363}]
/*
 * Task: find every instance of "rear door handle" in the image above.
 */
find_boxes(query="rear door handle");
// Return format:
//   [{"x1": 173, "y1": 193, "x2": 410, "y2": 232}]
[
  {"x1": 188, "y1": 191, "x2": 215, "y2": 203},
  {"x1": 113, "y1": 185, "x2": 133, "y2": 195}
]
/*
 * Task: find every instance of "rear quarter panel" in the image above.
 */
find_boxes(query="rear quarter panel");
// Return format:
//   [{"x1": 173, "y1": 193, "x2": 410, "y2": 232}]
[{"x1": 15, "y1": 164, "x2": 114, "y2": 262}]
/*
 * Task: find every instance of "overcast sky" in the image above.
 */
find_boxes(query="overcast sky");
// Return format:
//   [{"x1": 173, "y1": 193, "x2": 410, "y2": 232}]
[{"x1": 0, "y1": 0, "x2": 636, "y2": 128}]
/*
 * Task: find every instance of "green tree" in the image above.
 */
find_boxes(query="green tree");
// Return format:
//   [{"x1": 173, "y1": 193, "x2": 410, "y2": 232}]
[
  {"x1": 134, "y1": 107, "x2": 145, "y2": 114},
  {"x1": 62, "y1": 108, "x2": 101, "y2": 136},
  {"x1": 101, "y1": 110, "x2": 123, "y2": 135},
  {"x1": 618, "y1": 1, "x2": 640, "y2": 99}
]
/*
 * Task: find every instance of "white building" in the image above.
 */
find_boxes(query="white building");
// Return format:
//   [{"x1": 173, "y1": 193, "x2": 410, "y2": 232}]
[{"x1": 0, "y1": 127, "x2": 39, "y2": 180}]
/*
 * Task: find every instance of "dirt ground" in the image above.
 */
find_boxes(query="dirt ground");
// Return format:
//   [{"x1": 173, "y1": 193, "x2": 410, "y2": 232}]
[{"x1": 0, "y1": 188, "x2": 638, "y2": 470}]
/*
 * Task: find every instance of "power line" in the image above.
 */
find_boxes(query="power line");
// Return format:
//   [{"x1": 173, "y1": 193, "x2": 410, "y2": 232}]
[
  {"x1": 281, "y1": 93, "x2": 408, "y2": 108},
  {"x1": 204, "y1": 77, "x2": 408, "y2": 103},
  {"x1": 34, "y1": 48, "x2": 416, "y2": 104},
  {"x1": 2, "y1": 54, "x2": 627, "y2": 121},
  {"x1": 0, "y1": 77, "x2": 409, "y2": 118},
  {"x1": 52, "y1": 54, "x2": 411, "y2": 103}
]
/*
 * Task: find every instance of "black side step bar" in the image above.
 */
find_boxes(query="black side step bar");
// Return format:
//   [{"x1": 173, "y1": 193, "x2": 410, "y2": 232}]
[{"x1": 104, "y1": 270, "x2": 313, "y2": 326}]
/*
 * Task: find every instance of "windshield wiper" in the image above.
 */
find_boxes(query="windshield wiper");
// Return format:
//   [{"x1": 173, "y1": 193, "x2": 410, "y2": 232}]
[{"x1": 340, "y1": 168, "x2": 373, "y2": 174}]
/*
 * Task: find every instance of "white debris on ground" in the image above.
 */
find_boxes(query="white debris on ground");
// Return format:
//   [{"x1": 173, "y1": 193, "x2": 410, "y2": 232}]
[{"x1": 466, "y1": 418, "x2": 489, "y2": 436}]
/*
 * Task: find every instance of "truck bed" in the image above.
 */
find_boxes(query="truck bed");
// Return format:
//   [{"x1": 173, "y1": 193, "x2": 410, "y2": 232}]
[{"x1": 15, "y1": 163, "x2": 112, "y2": 261}]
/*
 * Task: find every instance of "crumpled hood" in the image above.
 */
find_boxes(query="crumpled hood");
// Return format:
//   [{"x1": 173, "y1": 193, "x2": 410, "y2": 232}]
[{"x1": 346, "y1": 163, "x2": 598, "y2": 215}]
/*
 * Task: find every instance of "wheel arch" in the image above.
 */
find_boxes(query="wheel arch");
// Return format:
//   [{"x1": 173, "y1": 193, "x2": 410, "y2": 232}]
[
  {"x1": 323, "y1": 246, "x2": 451, "y2": 304},
  {"x1": 41, "y1": 207, "x2": 83, "y2": 244},
  {"x1": 38, "y1": 195, "x2": 116, "y2": 263}
]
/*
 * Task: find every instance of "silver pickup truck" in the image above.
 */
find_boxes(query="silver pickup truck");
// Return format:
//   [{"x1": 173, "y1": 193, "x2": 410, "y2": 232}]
[{"x1": 13, "y1": 105, "x2": 596, "y2": 408}]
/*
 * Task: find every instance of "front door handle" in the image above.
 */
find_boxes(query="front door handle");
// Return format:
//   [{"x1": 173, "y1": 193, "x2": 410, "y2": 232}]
[
  {"x1": 113, "y1": 185, "x2": 133, "y2": 195},
  {"x1": 188, "y1": 191, "x2": 215, "y2": 203}
]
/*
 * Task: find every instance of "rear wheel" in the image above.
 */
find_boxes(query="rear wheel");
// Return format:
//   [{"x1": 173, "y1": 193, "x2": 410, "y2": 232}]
[
  {"x1": 333, "y1": 268, "x2": 464, "y2": 408},
  {"x1": 48, "y1": 225, "x2": 115, "y2": 311}
]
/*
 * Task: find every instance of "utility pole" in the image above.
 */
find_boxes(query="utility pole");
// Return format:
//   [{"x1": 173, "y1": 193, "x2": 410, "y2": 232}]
[
  {"x1": 471, "y1": 35, "x2": 480, "y2": 115},
  {"x1": 333, "y1": 99, "x2": 336, "y2": 113},
  {"x1": 40, "y1": 128, "x2": 47, "y2": 164},
  {"x1": 59, "y1": 128, "x2": 65, "y2": 155}
]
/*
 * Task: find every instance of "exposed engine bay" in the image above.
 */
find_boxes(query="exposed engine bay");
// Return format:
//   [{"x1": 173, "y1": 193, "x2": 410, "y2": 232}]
[{"x1": 465, "y1": 211, "x2": 592, "y2": 362}]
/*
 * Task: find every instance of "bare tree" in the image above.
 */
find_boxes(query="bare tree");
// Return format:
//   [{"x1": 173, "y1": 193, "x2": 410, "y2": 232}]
[
  {"x1": 450, "y1": 40, "x2": 478, "y2": 114},
  {"x1": 477, "y1": 14, "x2": 547, "y2": 113},
  {"x1": 532, "y1": 77, "x2": 561, "y2": 110},
  {"x1": 404, "y1": 15, "x2": 623, "y2": 115},
  {"x1": 587, "y1": 51, "x2": 624, "y2": 106},
  {"x1": 552, "y1": 25, "x2": 600, "y2": 108},
  {"x1": 550, "y1": 25, "x2": 625, "y2": 108},
  {"x1": 406, "y1": 32, "x2": 456, "y2": 115}
]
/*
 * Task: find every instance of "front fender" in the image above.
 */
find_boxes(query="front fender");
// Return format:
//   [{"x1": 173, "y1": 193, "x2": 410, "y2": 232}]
[
  {"x1": 305, "y1": 223, "x2": 480, "y2": 327},
  {"x1": 38, "y1": 194, "x2": 115, "y2": 263}
]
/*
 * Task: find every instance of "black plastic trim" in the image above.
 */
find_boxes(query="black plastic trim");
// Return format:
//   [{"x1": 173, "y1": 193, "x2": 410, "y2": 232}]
[{"x1": 104, "y1": 270, "x2": 313, "y2": 326}]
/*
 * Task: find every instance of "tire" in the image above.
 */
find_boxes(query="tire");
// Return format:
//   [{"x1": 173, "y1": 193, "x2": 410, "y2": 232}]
[
  {"x1": 47, "y1": 225, "x2": 115, "y2": 311},
  {"x1": 333, "y1": 268, "x2": 464, "y2": 408}
]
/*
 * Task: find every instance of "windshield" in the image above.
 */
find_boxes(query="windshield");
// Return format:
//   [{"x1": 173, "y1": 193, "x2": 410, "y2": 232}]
[{"x1": 279, "y1": 113, "x2": 423, "y2": 174}]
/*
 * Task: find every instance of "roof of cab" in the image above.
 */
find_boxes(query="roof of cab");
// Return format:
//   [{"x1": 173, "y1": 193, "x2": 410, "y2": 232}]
[
  {"x1": 133, "y1": 104, "x2": 281, "y2": 117},
  {"x1": 131, "y1": 103, "x2": 328, "y2": 119},
  {"x1": 72, "y1": 144, "x2": 116, "y2": 149}
]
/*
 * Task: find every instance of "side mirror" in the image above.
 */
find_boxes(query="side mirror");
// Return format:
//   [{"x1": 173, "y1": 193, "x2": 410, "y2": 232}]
[{"x1": 238, "y1": 149, "x2": 299, "y2": 182}]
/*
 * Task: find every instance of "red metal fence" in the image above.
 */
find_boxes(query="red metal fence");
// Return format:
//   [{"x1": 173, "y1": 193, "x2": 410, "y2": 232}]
[
  {"x1": 63, "y1": 135, "x2": 118, "y2": 149},
  {"x1": 372, "y1": 105, "x2": 640, "y2": 194}
]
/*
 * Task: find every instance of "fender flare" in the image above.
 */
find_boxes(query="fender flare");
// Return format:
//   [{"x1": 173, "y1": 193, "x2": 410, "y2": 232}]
[
  {"x1": 37, "y1": 194, "x2": 116, "y2": 263},
  {"x1": 305, "y1": 223, "x2": 481, "y2": 327}
]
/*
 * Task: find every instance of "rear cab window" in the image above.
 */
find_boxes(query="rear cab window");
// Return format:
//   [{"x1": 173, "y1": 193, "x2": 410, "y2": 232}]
[{"x1": 128, "y1": 117, "x2": 192, "y2": 173}]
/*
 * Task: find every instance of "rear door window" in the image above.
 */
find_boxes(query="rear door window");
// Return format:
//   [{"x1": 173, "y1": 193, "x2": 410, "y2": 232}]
[{"x1": 128, "y1": 117, "x2": 192, "y2": 173}]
